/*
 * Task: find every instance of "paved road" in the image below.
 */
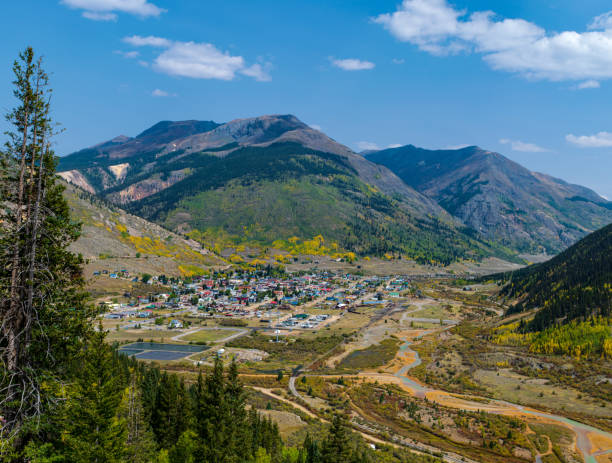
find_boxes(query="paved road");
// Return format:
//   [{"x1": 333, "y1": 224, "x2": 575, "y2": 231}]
[
  {"x1": 288, "y1": 376, "x2": 301, "y2": 400},
  {"x1": 402, "y1": 317, "x2": 457, "y2": 325}
]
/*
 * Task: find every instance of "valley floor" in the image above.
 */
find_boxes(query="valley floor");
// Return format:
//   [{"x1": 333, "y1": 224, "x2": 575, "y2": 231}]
[{"x1": 104, "y1": 277, "x2": 611, "y2": 463}]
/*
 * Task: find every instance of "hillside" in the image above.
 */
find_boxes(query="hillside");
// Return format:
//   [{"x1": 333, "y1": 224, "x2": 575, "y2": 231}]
[
  {"x1": 59, "y1": 116, "x2": 510, "y2": 264},
  {"x1": 499, "y1": 223, "x2": 612, "y2": 331},
  {"x1": 365, "y1": 145, "x2": 612, "y2": 254},
  {"x1": 63, "y1": 182, "x2": 225, "y2": 276}
]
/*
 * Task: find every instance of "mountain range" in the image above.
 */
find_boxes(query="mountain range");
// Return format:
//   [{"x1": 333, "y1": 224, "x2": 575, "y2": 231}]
[
  {"x1": 58, "y1": 115, "x2": 612, "y2": 263},
  {"x1": 365, "y1": 144, "x2": 612, "y2": 254}
]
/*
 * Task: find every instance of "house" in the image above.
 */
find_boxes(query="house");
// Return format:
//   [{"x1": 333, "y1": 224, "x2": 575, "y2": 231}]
[{"x1": 168, "y1": 319, "x2": 183, "y2": 329}]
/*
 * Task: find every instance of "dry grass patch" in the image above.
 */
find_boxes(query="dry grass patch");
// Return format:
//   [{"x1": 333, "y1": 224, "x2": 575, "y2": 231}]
[{"x1": 181, "y1": 329, "x2": 242, "y2": 343}]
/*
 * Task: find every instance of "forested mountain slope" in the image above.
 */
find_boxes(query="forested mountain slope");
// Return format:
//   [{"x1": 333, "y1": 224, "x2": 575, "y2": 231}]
[
  {"x1": 58, "y1": 116, "x2": 510, "y2": 264},
  {"x1": 366, "y1": 145, "x2": 612, "y2": 254},
  {"x1": 58, "y1": 115, "x2": 438, "y2": 215},
  {"x1": 499, "y1": 223, "x2": 612, "y2": 331}
]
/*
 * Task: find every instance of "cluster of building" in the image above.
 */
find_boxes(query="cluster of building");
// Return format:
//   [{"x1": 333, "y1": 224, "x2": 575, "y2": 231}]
[
  {"x1": 102, "y1": 271, "x2": 410, "y2": 332},
  {"x1": 193, "y1": 272, "x2": 356, "y2": 314},
  {"x1": 277, "y1": 313, "x2": 329, "y2": 329}
]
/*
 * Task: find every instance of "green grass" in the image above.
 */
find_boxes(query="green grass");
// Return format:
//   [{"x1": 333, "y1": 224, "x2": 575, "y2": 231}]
[
  {"x1": 181, "y1": 329, "x2": 241, "y2": 343},
  {"x1": 528, "y1": 423, "x2": 574, "y2": 447},
  {"x1": 227, "y1": 332, "x2": 344, "y2": 370},
  {"x1": 106, "y1": 329, "x2": 175, "y2": 342},
  {"x1": 528, "y1": 434, "x2": 549, "y2": 453},
  {"x1": 409, "y1": 304, "x2": 457, "y2": 319},
  {"x1": 337, "y1": 338, "x2": 400, "y2": 370}
]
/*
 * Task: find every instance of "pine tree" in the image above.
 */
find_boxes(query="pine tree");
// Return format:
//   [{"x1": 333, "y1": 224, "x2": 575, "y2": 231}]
[
  {"x1": 247, "y1": 407, "x2": 262, "y2": 457},
  {"x1": 303, "y1": 433, "x2": 321, "y2": 463},
  {"x1": 0, "y1": 47, "x2": 94, "y2": 449},
  {"x1": 253, "y1": 447, "x2": 272, "y2": 463},
  {"x1": 176, "y1": 377, "x2": 193, "y2": 442},
  {"x1": 225, "y1": 358, "x2": 248, "y2": 462},
  {"x1": 168, "y1": 429, "x2": 198, "y2": 463},
  {"x1": 119, "y1": 372, "x2": 157, "y2": 463},
  {"x1": 321, "y1": 414, "x2": 352, "y2": 463},
  {"x1": 140, "y1": 365, "x2": 161, "y2": 426},
  {"x1": 194, "y1": 357, "x2": 229, "y2": 462},
  {"x1": 64, "y1": 328, "x2": 127, "y2": 462},
  {"x1": 153, "y1": 372, "x2": 187, "y2": 449}
]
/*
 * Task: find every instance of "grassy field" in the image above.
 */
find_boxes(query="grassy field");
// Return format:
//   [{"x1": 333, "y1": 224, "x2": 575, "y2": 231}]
[
  {"x1": 337, "y1": 338, "x2": 401, "y2": 371},
  {"x1": 474, "y1": 368, "x2": 612, "y2": 418},
  {"x1": 106, "y1": 328, "x2": 176, "y2": 343},
  {"x1": 259, "y1": 409, "x2": 306, "y2": 438},
  {"x1": 181, "y1": 328, "x2": 242, "y2": 343},
  {"x1": 324, "y1": 311, "x2": 370, "y2": 336},
  {"x1": 528, "y1": 423, "x2": 573, "y2": 447},
  {"x1": 409, "y1": 303, "x2": 460, "y2": 319},
  {"x1": 227, "y1": 332, "x2": 344, "y2": 372},
  {"x1": 527, "y1": 423, "x2": 581, "y2": 463},
  {"x1": 405, "y1": 321, "x2": 439, "y2": 330}
]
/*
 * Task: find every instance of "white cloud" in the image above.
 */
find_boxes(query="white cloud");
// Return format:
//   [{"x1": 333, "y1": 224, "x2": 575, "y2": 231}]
[
  {"x1": 577, "y1": 80, "x2": 600, "y2": 89},
  {"x1": 331, "y1": 58, "x2": 375, "y2": 71},
  {"x1": 123, "y1": 35, "x2": 270, "y2": 81},
  {"x1": 374, "y1": 0, "x2": 612, "y2": 82},
  {"x1": 392, "y1": 58, "x2": 405, "y2": 64},
  {"x1": 114, "y1": 50, "x2": 139, "y2": 58},
  {"x1": 309, "y1": 124, "x2": 322, "y2": 131},
  {"x1": 387, "y1": 143, "x2": 403, "y2": 148},
  {"x1": 124, "y1": 35, "x2": 171, "y2": 47},
  {"x1": 240, "y1": 63, "x2": 272, "y2": 82},
  {"x1": 356, "y1": 141, "x2": 381, "y2": 151},
  {"x1": 588, "y1": 11, "x2": 612, "y2": 30},
  {"x1": 566, "y1": 131, "x2": 612, "y2": 148},
  {"x1": 61, "y1": 0, "x2": 165, "y2": 20},
  {"x1": 151, "y1": 88, "x2": 176, "y2": 97},
  {"x1": 82, "y1": 11, "x2": 117, "y2": 20},
  {"x1": 500, "y1": 138, "x2": 549, "y2": 152}
]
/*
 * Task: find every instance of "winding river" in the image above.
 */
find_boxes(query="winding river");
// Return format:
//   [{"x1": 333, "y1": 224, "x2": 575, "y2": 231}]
[{"x1": 393, "y1": 336, "x2": 612, "y2": 463}]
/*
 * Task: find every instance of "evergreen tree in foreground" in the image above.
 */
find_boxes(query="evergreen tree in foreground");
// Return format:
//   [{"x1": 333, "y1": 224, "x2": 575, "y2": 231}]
[
  {"x1": 119, "y1": 370, "x2": 157, "y2": 463},
  {"x1": 64, "y1": 329, "x2": 127, "y2": 462},
  {"x1": 0, "y1": 47, "x2": 94, "y2": 452},
  {"x1": 321, "y1": 413, "x2": 352, "y2": 463}
]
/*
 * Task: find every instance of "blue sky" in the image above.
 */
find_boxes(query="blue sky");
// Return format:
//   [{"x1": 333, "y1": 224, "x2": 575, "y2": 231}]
[{"x1": 1, "y1": 1, "x2": 612, "y2": 198}]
